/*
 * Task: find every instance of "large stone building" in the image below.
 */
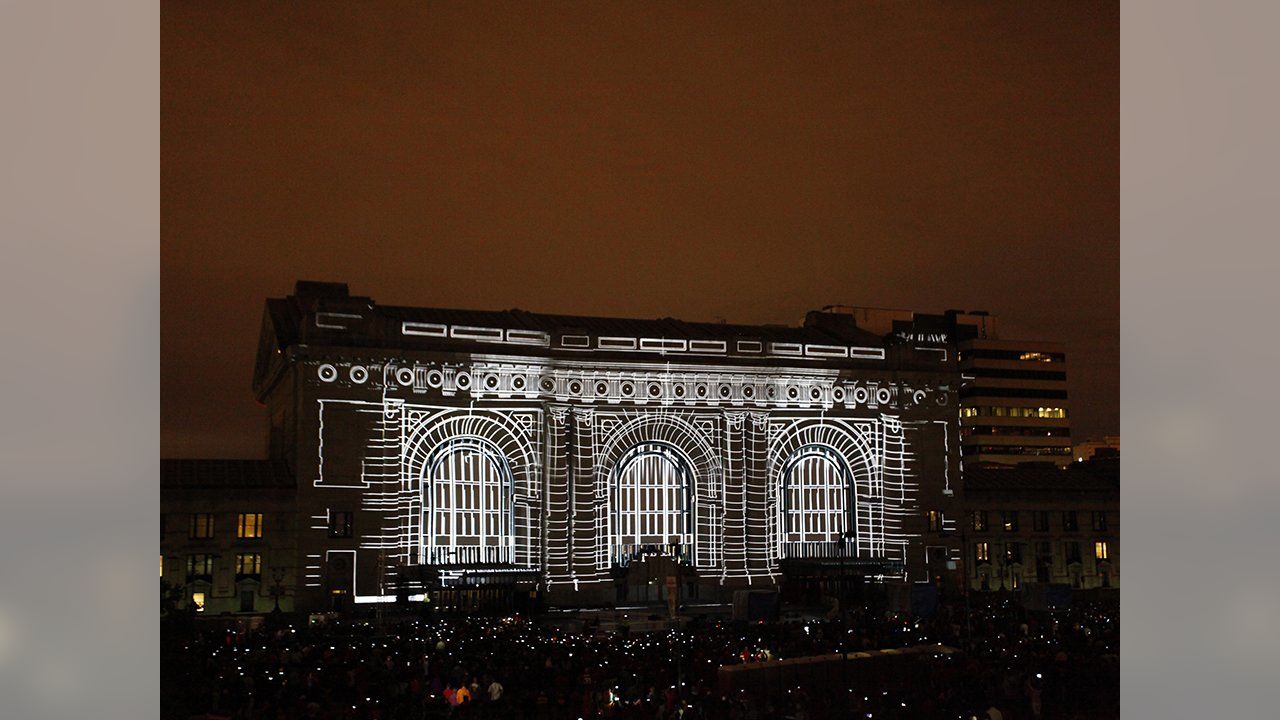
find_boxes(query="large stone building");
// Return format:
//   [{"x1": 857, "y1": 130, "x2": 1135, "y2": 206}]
[{"x1": 243, "y1": 282, "x2": 966, "y2": 610}]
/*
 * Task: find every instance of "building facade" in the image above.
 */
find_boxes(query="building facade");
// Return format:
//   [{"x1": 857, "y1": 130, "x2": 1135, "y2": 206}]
[
  {"x1": 246, "y1": 282, "x2": 965, "y2": 610},
  {"x1": 958, "y1": 460, "x2": 1118, "y2": 592},
  {"x1": 161, "y1": 459, "x2": 300, "y2": 615},
  {"x1": 825, "y1": 307, "x2": 1073, "y2": 467}
]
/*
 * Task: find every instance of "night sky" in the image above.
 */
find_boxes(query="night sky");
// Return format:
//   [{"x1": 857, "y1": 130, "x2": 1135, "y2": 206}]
[{"x1": 162, "y1": 2, "x2": 1118, "y2": 459}]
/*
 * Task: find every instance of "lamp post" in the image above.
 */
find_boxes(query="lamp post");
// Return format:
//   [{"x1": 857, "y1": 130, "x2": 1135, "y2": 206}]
[{"x1": 270, "y1": 566, "x2": 287, "y2": 614}]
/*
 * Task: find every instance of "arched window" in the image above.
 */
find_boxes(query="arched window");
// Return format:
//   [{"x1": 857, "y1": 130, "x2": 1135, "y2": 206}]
[
  {"x1": 424, "y1": 438, "x2": 513, "y2": 565},
  {"x1": 610, "y1": 442, "x2": 693, "y2": 564},
  {"x1": 779, "y1": 445, "x2": 853, "y2": 556}
]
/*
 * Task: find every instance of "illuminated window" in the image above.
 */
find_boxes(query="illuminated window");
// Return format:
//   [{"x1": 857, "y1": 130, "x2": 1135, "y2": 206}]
[
  {"x1": 191, "y1": 592, "x2": 206, "y2": 613},
  {"x1": 1033, "y1": 511, "x2": 1049, "y2": 532},
  {"x1": 189, "y1": 513, "x2": 214, "y2": 539},
  {"x1": 971, "y1": 510, "x2": 988, "y2": 532},
  {"x1": 1094, "y1": 541, "x2": 1110, "y2": 560},
  {"x1": 927, "y1": 510, "x2": 943, "y2": 532},
  {"x1": 1002, "y1": 511, "x2": 1019, "y2": 532},
  {"x1": 974, "y1": 542, "x2": 989, "y2": 562},
  {"x1": 613, "y1": 443, "x2": 693, "y2": 562},
  {"x1": 959, "y1": 407, "x2": 979, "y2": 418},
  {"x1": 237, "y1": 513, "x2": 264, "y2": 539},
  {"x1": 1062, "y1": 511, "x2": 1078, "y2": 532},
  {"x1": 329, "y1": 511, "x2": 353, "y2": 538},
  {"x1": 424, "y1": 438, "x2": 513, "y2": 564},
  {"x1": 235, "y1": 553, "x2": 262, "y2": 577},
  {"x1": 160, "y1": 554, "x2": 164, "y2": 578},
  {"x1": 780, "y1": 446, "x2": 850, "y2": 549},
  {"x1": 1092, "y1": 511, "x2": 1108, "y2": 531},
  {"x1": 1006, "y1": 542, "x2": 1022, "y2": 564},
  {"x1": 1019, "y1": 352, "x2": 1054, "y2": 362},
  {"x1": 187, "y1": 554, "x2": 214, "y2": 578}
]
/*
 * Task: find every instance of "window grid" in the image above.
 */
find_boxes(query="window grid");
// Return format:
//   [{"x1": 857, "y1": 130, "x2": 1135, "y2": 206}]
[
  {"x1": 425, "y1": 441, "x2": 512, "y2": 564},
  {"x1": 237, "y1": 513, "x2": 263, "y2": 539},
  {"x1": 784, "y1": 452, "x2": 847, "y2": 544},
  {"x1": 190, "y1": 513, "x2": 214, "y2": 539},
  {"x1": 611, "y1": 444, "x2": 691, "y2": 562}
]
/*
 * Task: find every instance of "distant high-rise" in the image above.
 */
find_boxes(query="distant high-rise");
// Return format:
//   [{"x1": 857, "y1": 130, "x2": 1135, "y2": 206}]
[{"x1": 824, "y1": 307, "x2": 1073, "y2": 467}]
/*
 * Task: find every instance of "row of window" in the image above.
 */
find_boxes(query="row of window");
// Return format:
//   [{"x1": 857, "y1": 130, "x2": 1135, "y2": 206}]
[
  {"x1": 959, "y1": 349, "x2": 1066, "y2": 363},
  {"x1": 960, "y1": 406, "x2": 1069, "y2": 419},
  {"x1": 961, "y1": 426, "x2": 1071, "y2": 437},
  {"x1": 960, "y1": 387, "x2": 1070, "y2": 400},
  {"x1": 969, "y1": 510, "x2": 1107, "y2": 533},
  {"x1": 181, "y1": 513, "x2": 265, "y2": 540},
  {"x1": 962, "y1": 445, "x2": 1073, "y2": 457},
  {"x1": 170, "y1": 552, "x2": 264, "y2": 579},
  {"x1": 968, "y1": 368, "x2": 1068, "y2": 382},
  {"x1": 172, "y1": 512, "x2": 355, "y2": 540},
  {"x1": 973, "y1": 540, "x2": 1110, "y2": 564}
]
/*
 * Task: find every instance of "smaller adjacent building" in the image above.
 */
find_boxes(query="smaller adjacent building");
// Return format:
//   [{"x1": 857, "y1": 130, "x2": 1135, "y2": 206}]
[
  {"x1": 161, "y1": 459, "x2": 299, "y2": 615},
  {"x1": 958, "y1": 459, "x2": 1118, "y2": 592}
]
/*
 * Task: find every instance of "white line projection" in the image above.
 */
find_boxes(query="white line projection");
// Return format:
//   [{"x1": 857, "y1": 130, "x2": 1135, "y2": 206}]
[{"x1": 307, "y1": 354, "x2": 954, "y2": 601}]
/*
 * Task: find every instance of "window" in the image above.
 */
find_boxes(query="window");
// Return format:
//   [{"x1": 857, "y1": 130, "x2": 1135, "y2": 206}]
[
  {"x1": 974, "y1": 542, "x2": 990, "y2": 562},
  {"x1": 959, "y1": 407, "x2": 979, "y2": 418},
  {"x1": 237, "y1": 513, "x2": 264, "y2": 539},
  {"x1": 160, "y1": 554, "x2": 165, "y2": 578},
  {"x1": 1094, "y1": 541, "x2": 1110, "y2": 561},
  {"x1": 927, "y1": 510, "x2": 943, "y2": 532},
  {"x1": 329, "y1": 511, "x2": 353, "y2": 538},
  {"x1": 187, "y1": 554, "x2": 214, "y2": 578},
  {"x1": 189, "y1": 513, "x2": 214, "y2": 539},
  {"x1": 235, "y1": 553, "x2": 262, "y2": 577},
  {"x1": 239, "y1": 590, "x2": 256, "y2": 612},
  {"x1": 778, "y1": 445, "x2": 850, "y2": 556},
  {"x1": 1002, "y1": 511, "x2": 1019, "y2": 532},
  {"x1": 1062, "y1": 511, "x2": 1079, "y2": 532},
  {"x1": 972, "y1": 510, "x2": 988, "y2": 532},
  {"x1": 1092, "y1": 511, "x2": 1108, "y2": 531},
  {"x1": 425, "y1": 438, "x2": 515, "y2": 565},
  {"x1": 1006, "y1": 542, "x2": 1023, "y2": 564},
  {"x1": 1064, "y1": 541, "x2": 1082, "y2": 564},
  {"x1": 1033, "y1": 511, "x2": 1049, "y2": 532},
  {"x1": 191, "y1": 592, "x2": 206, "y2": 613},
  {"x1": 1036, "y1": 541, "x2": 1053, "y2": 559}
]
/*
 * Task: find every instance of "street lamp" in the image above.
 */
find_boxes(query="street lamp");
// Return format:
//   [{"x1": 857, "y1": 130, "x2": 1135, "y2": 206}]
[{"x1": 269, "y1": 566, "x2": 287, "y2": 614}]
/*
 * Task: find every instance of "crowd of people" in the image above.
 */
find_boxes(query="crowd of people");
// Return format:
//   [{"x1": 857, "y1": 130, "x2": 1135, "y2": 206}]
[{"x1": 162, "y1": 599, "x2": 1117, "y2": 720}]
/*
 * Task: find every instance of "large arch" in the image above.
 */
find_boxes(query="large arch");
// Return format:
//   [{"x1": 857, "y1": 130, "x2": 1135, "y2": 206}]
[
  {"x1": 594, "y1": 412, "x2": 722, "y2": 570},
  {"x1": 403, "y1": 409, "x2": 541, "y2": 567},
  {"x1": 767, "y1": 419, "x2": 881, "y2": 560}
]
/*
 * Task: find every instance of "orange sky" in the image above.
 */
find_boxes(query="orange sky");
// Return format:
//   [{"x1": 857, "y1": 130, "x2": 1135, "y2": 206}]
[{"x1": 162, "y1": 2, "x2": 1118, "y2": 458}]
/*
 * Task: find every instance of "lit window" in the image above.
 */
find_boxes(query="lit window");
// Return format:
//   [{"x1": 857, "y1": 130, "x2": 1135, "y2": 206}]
[
  {"x1": 160, "y1": 554, "x2": 164, "y2": 578},
  {"x1": 972, "y1": 511, "x2": 988, "y2": 532},
  {"x1": 191, "y1": 592, "x2": 206, "y2": 613},
  {"x1": 235, "y1": 553, "x2": 262, "y2": 576},
  {"x1": 614, "y1": 438, "x2": 696, "y2": 561},
  {"x1": 974, "y1": 542, "x2": 989, "y2": 562},
  {"x1": 237, "y1": 513, "x2": 264, "y2": 539},
  {"x1": 927, "y1": 510, "x2": 943, "y2": 532},
  {"x1": 189, "y1": 513, "x2": 214, "y2": 539},
  {"x1": 1094, "y1": 541, "x2": 1110, "y2": 560},
  {"x1": 959, "y1": 407, "x2": 979, "y2": 418},
  {"x1": 1006, "y1": 542, "x2": 1023, "y2": 564},
  {"x1": 329, "y1": 511, "x2": 353, "y2": 539},
  {"x1": 425, "y1": 439, "x2": 513, "y2": 564},
  {"x1": 1002, "y1": 511, "x2": 1019, "y2": 532}
]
